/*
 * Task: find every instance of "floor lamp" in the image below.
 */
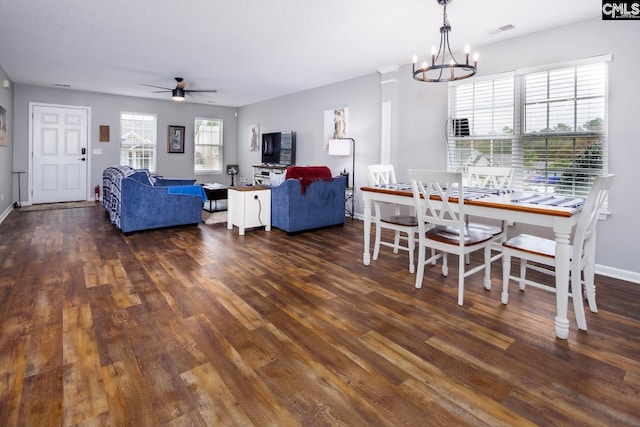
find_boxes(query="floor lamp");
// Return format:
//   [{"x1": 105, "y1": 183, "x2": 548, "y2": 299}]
[{"x1": 328, "y1": 138, "x2": 355, "y2": 219}]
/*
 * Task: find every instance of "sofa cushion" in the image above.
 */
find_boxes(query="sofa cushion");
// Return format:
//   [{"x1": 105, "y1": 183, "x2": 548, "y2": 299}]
[{"x1": 128, "y1": 169, "x2": 154, "y2": 186}]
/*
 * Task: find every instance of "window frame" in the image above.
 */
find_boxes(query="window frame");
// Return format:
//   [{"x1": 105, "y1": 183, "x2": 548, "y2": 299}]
[
  {"x1": 120, "y1": 112, "x2": 157, "y2": 173},
  {"x1": 447, "y1": 55, "x2": 610, "y2": 200},
  {"x1": 194, "y1": 117, "x2": 223, "y2": 174}
]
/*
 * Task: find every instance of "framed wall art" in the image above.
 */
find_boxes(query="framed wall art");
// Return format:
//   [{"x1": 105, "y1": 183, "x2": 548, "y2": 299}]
[
  {"x1": 99, "y1": 125, "x2": 110, "y2": 142},
  {"x1": 168, "y1": 125, "x2": 185, "y2": 153},
  {"x1": 249, "y1": 124, "x2": 260, "y2": 152},
  {"x1": 0, "y1": 105, "x2": 7, "y2": 147}
]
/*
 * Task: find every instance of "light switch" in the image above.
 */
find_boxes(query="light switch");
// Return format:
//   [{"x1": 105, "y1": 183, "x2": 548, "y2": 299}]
[{"x1": 92, "y1": 148, "x2": 102, "y2": 155}]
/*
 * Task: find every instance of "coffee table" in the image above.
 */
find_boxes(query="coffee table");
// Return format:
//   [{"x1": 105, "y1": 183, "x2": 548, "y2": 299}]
[{"x1": 201, "y1": 183, "x2": 228, "y2": 212}]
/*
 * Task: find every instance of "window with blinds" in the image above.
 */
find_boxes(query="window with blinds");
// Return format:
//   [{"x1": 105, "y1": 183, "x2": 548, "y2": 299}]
[
  {"x1": 448, "y1": 56, "x2": 609, "y2": 198},
  {"x1": 120, "y1": 112, "x2": 157, "y2": 173}
]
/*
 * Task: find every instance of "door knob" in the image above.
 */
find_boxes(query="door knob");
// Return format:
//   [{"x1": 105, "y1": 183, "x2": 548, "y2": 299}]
[{"x1": 79, "y1": 157, "x2": 86, "y2": 161}]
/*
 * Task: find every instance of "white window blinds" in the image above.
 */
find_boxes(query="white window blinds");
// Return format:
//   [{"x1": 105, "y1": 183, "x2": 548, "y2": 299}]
[{"x1": 448, "y1": 56, "x2": 609, "y2": 198}]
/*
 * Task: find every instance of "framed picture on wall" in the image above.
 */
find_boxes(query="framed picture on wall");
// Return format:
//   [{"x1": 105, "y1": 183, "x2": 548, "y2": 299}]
[
  {"x1": 249, "y1": 124, "x2": 260, "y2": 152},
  {"x1": 168, "y1": 125, "x2": 185, "y2": 153},
  {"x1": 0, "y1": 105, "x2": 7, "y2": 146}
]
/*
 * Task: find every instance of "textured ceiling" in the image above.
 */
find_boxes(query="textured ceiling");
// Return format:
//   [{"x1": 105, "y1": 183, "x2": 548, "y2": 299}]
[{"x1": 0, "y1": 0, "x2": 600, "y2": 107}]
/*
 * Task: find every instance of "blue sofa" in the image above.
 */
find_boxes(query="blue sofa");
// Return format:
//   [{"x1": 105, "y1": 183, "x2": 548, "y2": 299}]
[
  {"x1": 270, "y1": 174, "x2": 346, "y2": 234},
  {"x1": 102, "y1": 166, "x2": 205, "y2": 234}
]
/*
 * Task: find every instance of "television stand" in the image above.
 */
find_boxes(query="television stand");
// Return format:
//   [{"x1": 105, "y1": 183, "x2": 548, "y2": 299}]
[{"x1": 253, "y1": 164, "x2": 288, "y2": 185}]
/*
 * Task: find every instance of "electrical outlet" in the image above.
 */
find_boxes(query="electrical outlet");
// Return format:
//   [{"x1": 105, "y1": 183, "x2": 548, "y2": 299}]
[{"x1": 1, "y1": 193, "x2": 3, "y2": 201}]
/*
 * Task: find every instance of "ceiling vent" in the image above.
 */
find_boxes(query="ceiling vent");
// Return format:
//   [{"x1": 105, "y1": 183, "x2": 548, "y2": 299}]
[{"x1": 487, "y1": 24, "x2": 515, "y2": 36}]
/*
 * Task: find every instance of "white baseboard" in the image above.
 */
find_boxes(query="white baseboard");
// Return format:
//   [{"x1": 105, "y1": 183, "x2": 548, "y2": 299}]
[
  {"x1": 0, "y1": 204, "x2": 13, "y2": 224},
  {"x1": 596, "y1": 264, "x2": 640, "y2": 285}
]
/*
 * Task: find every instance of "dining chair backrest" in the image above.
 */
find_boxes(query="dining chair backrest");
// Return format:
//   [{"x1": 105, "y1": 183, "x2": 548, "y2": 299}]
[
  {"x1": 573, "y1": 174, "x2": 615, "y2": 254},
  {"x1": 466, "y1": 166, "x2": 514, "y2": 190},
  {"x1": 368, "y1": 164, "x2": 397, "y2": 187},
  {"x1": 410, "y1": 170, "x2": 465, "y2": 241}
]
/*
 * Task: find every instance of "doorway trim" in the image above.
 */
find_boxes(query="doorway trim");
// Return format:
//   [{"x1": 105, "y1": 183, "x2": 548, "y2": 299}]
[{"x1": 28, "y1": 102, "x2": 92, "y2": 205}]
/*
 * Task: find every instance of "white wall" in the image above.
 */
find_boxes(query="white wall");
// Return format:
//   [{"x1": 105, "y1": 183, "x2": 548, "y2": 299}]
[
  {"x1": 12, "y1": 85, "x2": 238, "y2": 203},
  {"x1": 0, "y1": 65, "x2": 13, "y2": 217},
  {"x1": 237, "y1": 18, "x2": 640, "y2": 281}
]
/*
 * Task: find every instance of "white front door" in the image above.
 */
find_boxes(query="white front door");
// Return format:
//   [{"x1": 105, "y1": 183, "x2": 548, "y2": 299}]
[{"x1": 32, "y1": 105, "x2": 89, "y2": 203}]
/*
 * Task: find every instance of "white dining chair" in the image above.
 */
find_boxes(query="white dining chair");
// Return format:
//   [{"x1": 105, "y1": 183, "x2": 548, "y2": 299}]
[
  {"x1": 368, "y1": 164, "x2": 419, "y2": 273},
  {"x1": 410, "y1": 169, "x2": 494, "y2": 306},
  {"x1": 467, "y1": 166, "x2": 515, "y2": 190},
  {"x1": 465, "y1": 166, "x2": 515, "y2": 265},
  {"x1": 501, "y1": 174, "x2": 615, "y2": 330}
]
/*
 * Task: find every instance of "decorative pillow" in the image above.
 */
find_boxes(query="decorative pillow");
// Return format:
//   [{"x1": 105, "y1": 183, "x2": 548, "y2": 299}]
[{"x1": 269, "y1": 171, "x2": 286, "y2": 187}]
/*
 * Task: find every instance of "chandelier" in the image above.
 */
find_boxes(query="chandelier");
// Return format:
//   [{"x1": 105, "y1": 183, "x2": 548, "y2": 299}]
[{"x1": 412, "y1": 0, "x2": 478, "y2": 83}]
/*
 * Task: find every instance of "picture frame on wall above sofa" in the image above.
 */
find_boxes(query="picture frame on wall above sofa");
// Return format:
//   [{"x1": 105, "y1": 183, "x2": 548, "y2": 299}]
[{"x1": 168, "y1": 125, "x2": 185, "y2": 153}]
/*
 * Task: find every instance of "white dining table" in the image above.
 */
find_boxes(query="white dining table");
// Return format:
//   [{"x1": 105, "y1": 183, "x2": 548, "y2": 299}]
[{"x1": 361, "y1": 185, "x2": 583, "y2": 340}]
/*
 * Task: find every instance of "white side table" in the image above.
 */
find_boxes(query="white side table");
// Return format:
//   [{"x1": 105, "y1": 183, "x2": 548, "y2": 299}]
[{"x1": 227, "y1": 186, "x2": 271, "y2": 235}]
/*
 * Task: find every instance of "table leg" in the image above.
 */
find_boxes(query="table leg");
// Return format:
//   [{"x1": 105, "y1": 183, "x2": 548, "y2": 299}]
[
  {"x1": 553, "y1": 228, "x2": 572, "y2": 339},
  {"x1": 363, "y1": 197, "x2": 372, "y2": 265}
]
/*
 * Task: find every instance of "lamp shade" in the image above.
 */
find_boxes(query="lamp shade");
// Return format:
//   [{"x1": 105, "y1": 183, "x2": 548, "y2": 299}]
[{"x1": 328, "y1": 138, "x2": 351, "y2": 156}]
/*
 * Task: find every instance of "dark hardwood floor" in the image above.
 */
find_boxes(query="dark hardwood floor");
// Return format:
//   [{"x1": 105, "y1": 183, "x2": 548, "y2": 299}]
[{"x1": 1, "y1": 204, "x2": 639, "y2": 426}]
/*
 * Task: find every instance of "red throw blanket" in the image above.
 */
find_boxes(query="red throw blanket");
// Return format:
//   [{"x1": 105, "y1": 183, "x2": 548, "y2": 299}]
[{"x1": 286, "y1": 166, "x2": 333, "y2": 194}]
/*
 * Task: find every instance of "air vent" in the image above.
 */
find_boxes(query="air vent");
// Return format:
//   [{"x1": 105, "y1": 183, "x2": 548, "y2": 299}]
[{"x1": 487, "y1": 24, "x2": 515, "y2": 36}]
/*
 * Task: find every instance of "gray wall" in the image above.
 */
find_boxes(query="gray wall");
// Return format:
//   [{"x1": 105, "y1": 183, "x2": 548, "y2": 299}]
[
  {"x1": 0, "y1": 65, "x2": 13, "y2": 217},
  {"x1": 237, "y1": 18, "x2": 640, "y2": 280},
  {"x1": 237, "y1": 73, "x2": 381, "y2": 210},
  {"x1": 12, "y1": 85, "x2": 238, "y2": 203}
]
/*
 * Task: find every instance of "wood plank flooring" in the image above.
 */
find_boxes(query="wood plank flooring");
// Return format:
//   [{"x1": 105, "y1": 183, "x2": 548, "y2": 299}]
[{"x1": 1, "y1": 204, "x2": 639, "y2": 426}]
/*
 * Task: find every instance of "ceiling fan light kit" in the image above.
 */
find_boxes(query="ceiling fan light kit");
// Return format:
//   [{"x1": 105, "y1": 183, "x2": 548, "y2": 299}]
[{"x1": 412, "y1": 0, "x2": 478, "y2": 83}]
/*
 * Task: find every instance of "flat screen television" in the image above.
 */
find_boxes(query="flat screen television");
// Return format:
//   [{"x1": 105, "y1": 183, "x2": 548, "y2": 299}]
[{"x1": 261, "y1": 131, "x2": 296, "y2": 166}]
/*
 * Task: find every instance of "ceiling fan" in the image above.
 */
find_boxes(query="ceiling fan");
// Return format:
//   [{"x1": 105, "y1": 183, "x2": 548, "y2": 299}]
[{"x1": 140, "y1": 77, "x2": 217, "y2": 101}]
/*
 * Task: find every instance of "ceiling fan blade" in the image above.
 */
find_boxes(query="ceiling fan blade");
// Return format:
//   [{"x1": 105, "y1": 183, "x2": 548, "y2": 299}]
[
  {"x1": 151, "y1": 90, "x2": 171, "y2": 93},
  {"x1": 185, "y1": 89, "x2": 218, "y2": 93},
  {"x1": 139, "y1": 83, "x2": 173, "y2": 90}
]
